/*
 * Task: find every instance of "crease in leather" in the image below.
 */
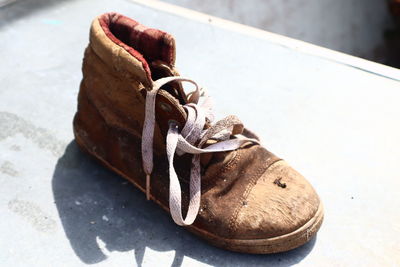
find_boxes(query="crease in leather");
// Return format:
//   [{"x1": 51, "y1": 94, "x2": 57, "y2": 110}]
[{"x1": 228, "y1": 158, "x2": 282, "y2": 233}]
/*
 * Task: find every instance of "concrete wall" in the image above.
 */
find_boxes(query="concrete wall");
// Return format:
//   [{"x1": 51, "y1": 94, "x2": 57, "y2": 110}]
[{"x1": 161, "y1": 0, "x2": 393, "y2": 62}]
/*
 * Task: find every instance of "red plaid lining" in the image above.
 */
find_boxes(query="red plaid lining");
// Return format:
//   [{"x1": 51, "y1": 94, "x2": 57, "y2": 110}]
[{"x1": 99, "y1": 12, "x2": 176, "y2": 80}]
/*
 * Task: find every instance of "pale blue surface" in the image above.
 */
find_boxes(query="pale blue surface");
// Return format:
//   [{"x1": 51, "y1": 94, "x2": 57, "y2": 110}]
[{"x1": 0, "y1": 0, "x2": 399, "y2": 266}]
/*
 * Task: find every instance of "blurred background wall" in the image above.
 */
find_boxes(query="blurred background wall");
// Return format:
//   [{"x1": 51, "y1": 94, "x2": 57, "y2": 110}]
[{"x1": 161, "y1": 0, "x2": 397, "y2": 65}]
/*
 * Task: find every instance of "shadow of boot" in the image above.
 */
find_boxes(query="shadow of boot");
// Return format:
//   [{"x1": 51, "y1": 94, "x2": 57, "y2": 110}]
[{"x1": 52, "y1": 141, "x2": 317, "y2": 266}]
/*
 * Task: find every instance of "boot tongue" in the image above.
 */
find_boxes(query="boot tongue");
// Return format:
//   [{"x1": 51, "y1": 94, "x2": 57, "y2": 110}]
[{"x1": 107, "y1": 13, "x2": 176, "y2": 66}]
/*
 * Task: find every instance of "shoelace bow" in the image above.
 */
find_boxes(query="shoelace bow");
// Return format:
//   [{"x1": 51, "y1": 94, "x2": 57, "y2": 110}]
[{"x1": 141, "y1": 76, "x2": 259, "y2": 226}]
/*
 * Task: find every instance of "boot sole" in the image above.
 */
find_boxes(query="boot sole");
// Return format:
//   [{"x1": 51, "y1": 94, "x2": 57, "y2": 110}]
[{"x1": 74, "y1": 124, "x2": 323, "y2": 254}]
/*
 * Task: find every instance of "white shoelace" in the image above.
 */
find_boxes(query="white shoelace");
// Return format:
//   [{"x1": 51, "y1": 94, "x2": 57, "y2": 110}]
[{"x1": 141, "y1": 76, "x2": 259, "y2": 226}]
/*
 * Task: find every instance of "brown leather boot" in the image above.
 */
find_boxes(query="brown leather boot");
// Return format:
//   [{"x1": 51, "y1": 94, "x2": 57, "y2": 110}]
[{"x1": 73, "y1": 12, "x2": 323, "y2": 254}]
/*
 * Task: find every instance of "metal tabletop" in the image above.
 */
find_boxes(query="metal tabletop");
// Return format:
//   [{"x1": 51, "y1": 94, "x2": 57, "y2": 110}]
[{"x1": 0, "y1": 0, "x2": 399, "y2": 266}]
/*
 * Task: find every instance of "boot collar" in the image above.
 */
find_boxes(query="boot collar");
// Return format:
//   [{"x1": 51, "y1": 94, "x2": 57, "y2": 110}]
[{"x1": 90, "y1": 12, "x2": 176, "y2": 88}]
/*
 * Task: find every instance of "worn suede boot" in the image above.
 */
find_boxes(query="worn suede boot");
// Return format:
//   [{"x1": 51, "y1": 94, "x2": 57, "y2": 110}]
[{"x1": 73, "y1": 12, "x2": 323, "y2": 254}]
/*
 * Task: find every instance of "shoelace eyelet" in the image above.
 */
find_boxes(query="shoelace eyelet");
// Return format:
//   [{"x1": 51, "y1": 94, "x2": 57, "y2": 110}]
[
  {"x1": 168, "y1": 119, "x2": 180, "y2": 129},
  {"x1": 159, "y1": 102, "x2": 172, "y2": 112}
]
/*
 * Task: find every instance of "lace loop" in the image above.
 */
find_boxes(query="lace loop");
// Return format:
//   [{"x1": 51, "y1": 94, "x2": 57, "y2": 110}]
[{"x1": 141, "y1": 76, "x2": 259, "y2": 226}]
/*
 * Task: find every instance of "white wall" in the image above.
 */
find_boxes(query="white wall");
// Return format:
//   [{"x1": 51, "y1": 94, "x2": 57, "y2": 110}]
[{"x1": 161, "y1": 0, "x2": 392, "y2": 62}]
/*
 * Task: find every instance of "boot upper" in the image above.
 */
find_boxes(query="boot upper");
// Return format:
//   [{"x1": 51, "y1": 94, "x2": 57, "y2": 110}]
[{"x1": 75, "y1": 12, "x2": 321, "y2": 241}]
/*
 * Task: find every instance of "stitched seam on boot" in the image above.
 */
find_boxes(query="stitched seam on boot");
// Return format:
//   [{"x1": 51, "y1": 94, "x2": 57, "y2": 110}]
[
  {"x1": 80, "y1": 82, "x2": 143, "y2": 141},
  {"x1": 202, "y1": 149, "x2": 241, "y2": 192},
  {"x1": 88, "y1": 38, "x2": 150, "y2": 89},
  {"x1": 228, "y1": 158, "x2": 283, "y2": 234},
  {"x1": 87, "y1": 44, "x2": 147, "y2": 95},
  {"x1": 81, "y1": 47, "x2": 150, "y2": 140},
  {"x1": 227, "y1": 165, "x2": 266, "y2": 233},
  {"x1": 178, "y1": 149, "x2": 240, "y2": 190}
]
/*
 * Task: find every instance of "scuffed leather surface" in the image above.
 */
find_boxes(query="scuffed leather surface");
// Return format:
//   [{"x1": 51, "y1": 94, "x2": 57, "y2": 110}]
[
  {"x1": 234, "y1": 160, "x2": 320, "y2": 239},
  {"x1": 74, "y1": 14, "x2": 321, "y2": 241}
]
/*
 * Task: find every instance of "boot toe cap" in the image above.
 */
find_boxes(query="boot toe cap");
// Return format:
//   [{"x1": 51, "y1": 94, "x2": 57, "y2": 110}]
[{"x1": 233, "y1": 160, "x2": 321, "y2": 239}]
